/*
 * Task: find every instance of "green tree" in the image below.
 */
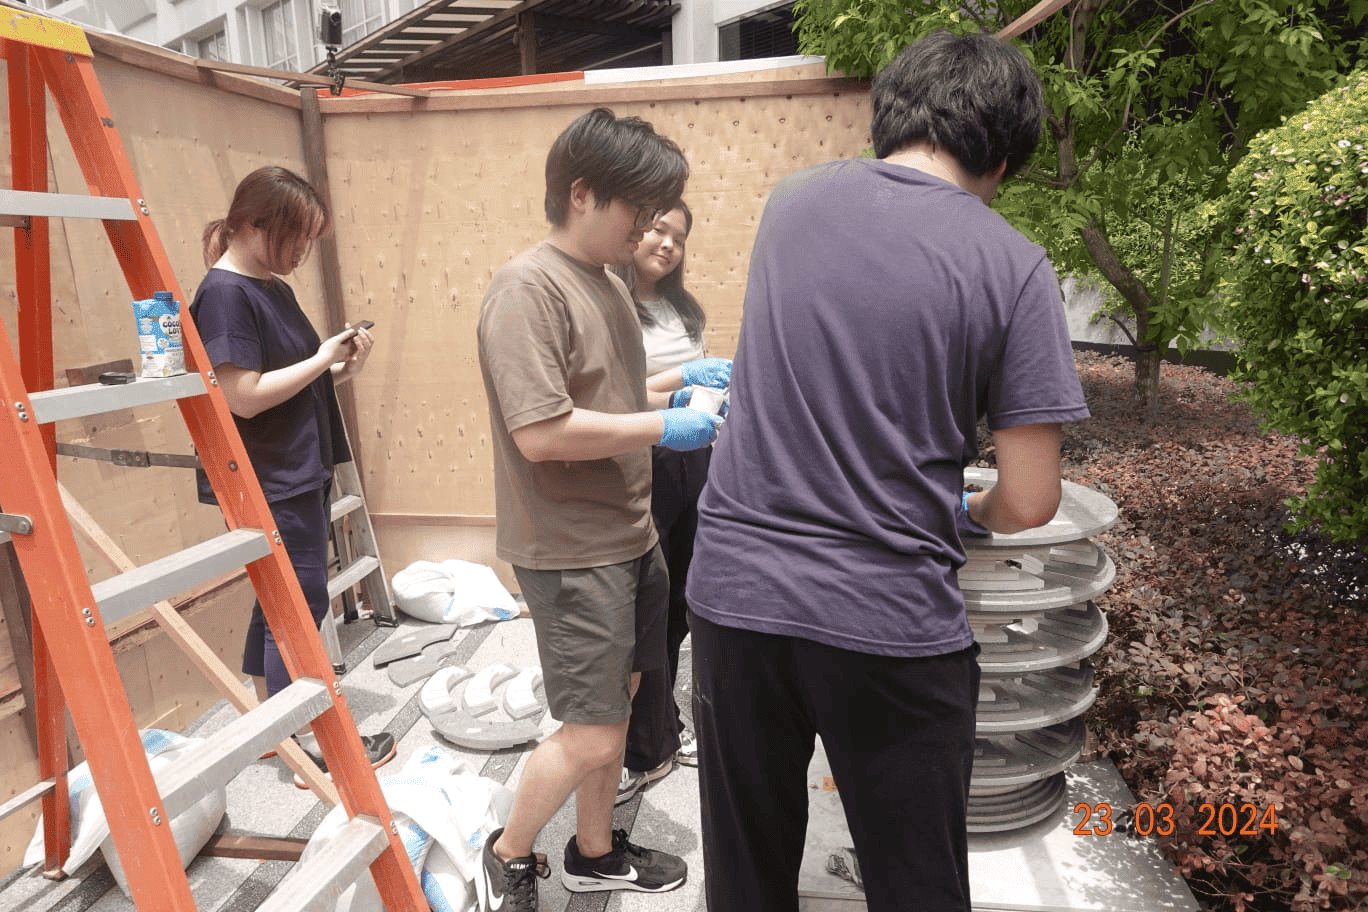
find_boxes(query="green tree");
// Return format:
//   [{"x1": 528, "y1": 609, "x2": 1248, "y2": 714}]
[
  {"x1": 793, "y1": 0, "x2": 1368, "y2": 417},
  {"x1": 1217, "y1": 70, "x2": 1368, "y2": 544}
]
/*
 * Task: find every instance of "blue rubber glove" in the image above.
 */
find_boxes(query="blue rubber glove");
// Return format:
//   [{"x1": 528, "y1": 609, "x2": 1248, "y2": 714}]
[
  {"x1": 680, "y1": 357, "x2": 732, "y2": 390},
  {"x1": 669, "y1": 386, "x2": 694, "y2": 409},
  {"x1": 659, "y1": 408, "x2": 723, "y2": 451}
]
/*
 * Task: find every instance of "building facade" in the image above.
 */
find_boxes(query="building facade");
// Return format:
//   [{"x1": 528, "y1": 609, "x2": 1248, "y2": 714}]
[{"x1": 24, "y1": 0, "x2": 800, "y2": 77}]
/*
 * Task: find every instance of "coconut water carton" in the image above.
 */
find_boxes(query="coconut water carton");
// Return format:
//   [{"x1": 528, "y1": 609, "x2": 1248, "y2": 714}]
[{"x1": 132, "y1": 291, "x2": 185, "y2": 377}]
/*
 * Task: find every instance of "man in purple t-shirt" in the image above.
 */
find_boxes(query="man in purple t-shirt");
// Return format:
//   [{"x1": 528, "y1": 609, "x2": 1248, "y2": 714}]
[{"x1": 685, "y1": 31, "x2": 1091, "y2": 912}]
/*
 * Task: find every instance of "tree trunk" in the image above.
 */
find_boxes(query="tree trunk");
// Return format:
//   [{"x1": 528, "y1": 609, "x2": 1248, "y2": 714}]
[
  {"x1": 1134, "y1": 346, "x2": 1162, "y2": 419},
  {"x1": 1079, "y1": 219, "x2": 1163, "y2": 420}
]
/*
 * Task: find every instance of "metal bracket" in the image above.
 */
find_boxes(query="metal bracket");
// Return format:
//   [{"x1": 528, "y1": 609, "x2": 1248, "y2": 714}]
[
  {"x1": 0, "y1": 514, "x2": 34, "y2": 535},
  {"x1": 55, "y1": 442, "x2": 201, "y2": 469}
]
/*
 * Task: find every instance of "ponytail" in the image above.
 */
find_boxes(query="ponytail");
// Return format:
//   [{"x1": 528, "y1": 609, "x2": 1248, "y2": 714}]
[{"x1": 202, "y1": 219, "x2": 231, "y2": 268}]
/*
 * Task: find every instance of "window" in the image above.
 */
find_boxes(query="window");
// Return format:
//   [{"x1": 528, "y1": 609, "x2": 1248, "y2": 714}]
[
  {"x1": 261, "y1": 0, "x2": 299, "y2": 70},
  {"x1": 719, "y1": 3, "x2": 799, "y2": 61},
  {"x1": 340, "y1": 0, "x2": 385, "y2": 47},
  {"x1": 197, "y1": 28, "x2": 228, "y2": 61}
]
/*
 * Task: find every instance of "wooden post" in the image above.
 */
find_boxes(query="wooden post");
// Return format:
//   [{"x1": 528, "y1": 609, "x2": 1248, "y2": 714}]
[
  {"x1": 0, "y1": 536, "x2": 38, "y2": 750},
  {"x1": 518, "y1": 13, "x2": 538, "y2": 76},
  {"x1": 298, "y1": 86, "x2": 364, "y2": 479}
]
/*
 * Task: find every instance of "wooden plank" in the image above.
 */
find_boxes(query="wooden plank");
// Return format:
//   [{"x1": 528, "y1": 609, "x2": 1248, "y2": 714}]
[
  {"x1": 997, "y1": 0, "x2": 1076, "y2": 41},
  {"x1": 319, "y1": 74, "x2": 869, "y2": 115},
  {"x1": 0, "y1": 542, "x2": 35, "y2": 748},
  {"x1": 200, "y1": 832, "x2": 309, "y2": 862},
  {"x1": 298, "y1": 88, "x2": 364, "y2": 478},
  {"x1": 84, "y1": 32, "x2": 301, "y2": 110},
  {"x1": 58, "y1": 484, "x2": 340, "y2": 805}
]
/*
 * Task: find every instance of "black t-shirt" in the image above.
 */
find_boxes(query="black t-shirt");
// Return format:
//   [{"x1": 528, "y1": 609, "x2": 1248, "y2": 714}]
[{"x1": 191, "y1": 268, "x2": 350, "y2": 504}]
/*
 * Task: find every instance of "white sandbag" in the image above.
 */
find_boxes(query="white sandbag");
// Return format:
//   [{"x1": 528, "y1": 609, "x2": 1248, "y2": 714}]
[
  {"x1": 282, "y1": 745, "x2": 513, "y2": 912},
  {"x1": 102, "y1": 738, "x2": 227, "y2": 897},
  {"x1": 24, "y1": 728, "x2": 226, "y2": 890},
  {"x1": 391, "y1": 560, "x2": 519, "y2": 625}
]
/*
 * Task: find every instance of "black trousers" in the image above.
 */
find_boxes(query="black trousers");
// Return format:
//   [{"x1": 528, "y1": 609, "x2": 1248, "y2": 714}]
[
  {"x1": 624, "y1": 445, "x2": 710, "y2": 771},
  {"x1": 690, "y1": 611, "x2": 980, "y2": 912},
  {"x1": 242, "y1": 483, "x2": 332, "y2": 697}
]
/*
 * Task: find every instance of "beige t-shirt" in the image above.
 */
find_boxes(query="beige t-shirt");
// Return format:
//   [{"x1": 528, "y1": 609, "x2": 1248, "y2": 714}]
[{"x1": 477, "y1": 242, "x2": 657, "y2": 570}]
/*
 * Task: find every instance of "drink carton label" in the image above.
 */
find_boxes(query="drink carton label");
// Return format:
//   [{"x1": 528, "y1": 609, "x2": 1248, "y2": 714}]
[{"x1": 132, "y1": 295, "x2": 186, "y2": 377}]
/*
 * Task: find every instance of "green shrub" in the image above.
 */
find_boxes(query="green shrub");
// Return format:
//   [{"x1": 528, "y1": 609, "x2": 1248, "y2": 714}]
[{"x1": 1217, "y1": 70, "x2": 1368, "y2": 546}]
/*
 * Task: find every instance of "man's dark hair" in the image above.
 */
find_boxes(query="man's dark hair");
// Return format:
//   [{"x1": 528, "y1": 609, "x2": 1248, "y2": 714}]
[
  {"x1": 545, "y1": 107, "x2": 689, "y2": 226},
  {"x1": 870, "y1": 30, "x2": 1045, "y2": 177}
]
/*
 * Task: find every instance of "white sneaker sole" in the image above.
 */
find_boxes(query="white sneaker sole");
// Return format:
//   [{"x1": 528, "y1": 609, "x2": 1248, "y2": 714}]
[{"x1": 561, "y1": 872, "x2": 686, "y2": 893}]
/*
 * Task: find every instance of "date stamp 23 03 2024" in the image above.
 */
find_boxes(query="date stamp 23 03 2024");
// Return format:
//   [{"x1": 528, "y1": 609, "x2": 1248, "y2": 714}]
[{"x1": 1073, "y1": 802, "x2": 1280, "y2": 838}]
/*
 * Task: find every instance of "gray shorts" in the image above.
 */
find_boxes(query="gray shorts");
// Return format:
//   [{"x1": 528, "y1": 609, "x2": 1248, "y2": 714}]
[{"x1": 513, "y1": 545, "x2": 669, "y2": 726}]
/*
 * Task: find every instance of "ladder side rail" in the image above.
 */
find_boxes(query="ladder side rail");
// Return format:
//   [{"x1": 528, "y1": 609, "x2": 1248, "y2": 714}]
[
  {"x1": 7, "y1": 40, "x2": 70, "y2": 876},
  {"x1": 9, "y1": 43, "x2": 57, "y2": 466},
  {"x1": 0, "y1": 322, "x2": 198, "y2": 906},
  {"x1": 32, "y1": 45, "x2": 426, "y2": 911}
]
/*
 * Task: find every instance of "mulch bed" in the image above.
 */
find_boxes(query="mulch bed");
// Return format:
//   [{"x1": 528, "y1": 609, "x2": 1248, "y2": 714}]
[{"x1": 987, "y1": 351, "x2": 1368, "y2": 911}]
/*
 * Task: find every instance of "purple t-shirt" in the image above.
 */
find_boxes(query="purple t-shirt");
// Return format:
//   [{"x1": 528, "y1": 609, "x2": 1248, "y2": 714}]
[
  {"x1": 686, "y1": 158, "x2": 1090, "y2": 657},
  {"x1": 191, "y1": 268, "x2": 350, "y2": 504}
]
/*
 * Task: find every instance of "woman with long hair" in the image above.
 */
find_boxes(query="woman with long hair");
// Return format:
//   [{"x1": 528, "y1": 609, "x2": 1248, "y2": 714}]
[
  {"x1": 191, "y1": 165, "x2": 394, "y2": 775},
  {"x1": 611, "y1": 201, "x2": 716, "y2": 801}
]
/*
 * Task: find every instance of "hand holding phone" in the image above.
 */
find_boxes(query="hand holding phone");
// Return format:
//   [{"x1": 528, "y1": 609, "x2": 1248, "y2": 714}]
[{"x1": 345, "y1": 319, "x2": 375, "y2": 341}]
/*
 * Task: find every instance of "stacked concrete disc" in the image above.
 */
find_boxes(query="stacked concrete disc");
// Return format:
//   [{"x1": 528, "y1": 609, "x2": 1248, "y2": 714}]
[{"x1": 960, "y1": 468, "x2": 1119, "y2": 833}]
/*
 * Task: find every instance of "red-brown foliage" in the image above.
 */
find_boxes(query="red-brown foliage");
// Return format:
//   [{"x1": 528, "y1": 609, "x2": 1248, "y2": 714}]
[{"x1": 990, "y1": 352, "x2": 1368, "y2": 911}]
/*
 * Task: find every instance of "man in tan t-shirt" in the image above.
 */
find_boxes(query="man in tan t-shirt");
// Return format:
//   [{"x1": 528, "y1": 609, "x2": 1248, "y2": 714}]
[{"x1": 476, "y1": 107, "x2": 729, "y2": 912}]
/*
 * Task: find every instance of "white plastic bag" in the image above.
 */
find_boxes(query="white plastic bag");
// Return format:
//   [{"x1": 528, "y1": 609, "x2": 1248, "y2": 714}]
[
  {"x1": 24, "y1": 728, "x2": 226, "y2": 892},
  {"x1": 283, "y1": 745, "x2": 513, "y2": 912},
  {"x1": 391, "y1": 560, "x2": 519, "y2": 625}
]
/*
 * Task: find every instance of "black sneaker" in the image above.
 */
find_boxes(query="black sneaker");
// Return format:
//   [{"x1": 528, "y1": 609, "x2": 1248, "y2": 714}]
[
  {"x1": 292, "y1": 732, "x2": 397, "y2": 788},
  {"x1": 561, "y1": 828, "x2": 687, "y2": 893},
  {"x1": 482, "y1": 827, "x2": 548, "y2": 912}
]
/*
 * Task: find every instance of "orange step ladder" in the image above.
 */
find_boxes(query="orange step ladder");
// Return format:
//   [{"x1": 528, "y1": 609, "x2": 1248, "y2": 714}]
[{"x1": 0, "y1": 10, "x2": 425, "y2": 910}]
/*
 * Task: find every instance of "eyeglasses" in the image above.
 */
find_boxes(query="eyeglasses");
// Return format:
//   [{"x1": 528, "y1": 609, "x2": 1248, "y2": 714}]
[{"x1": 629, "y1": 202, "x2": 664, "y2": 230}]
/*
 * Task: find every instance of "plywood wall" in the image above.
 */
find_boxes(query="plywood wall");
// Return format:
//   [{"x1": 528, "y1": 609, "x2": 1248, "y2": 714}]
[{"x1": 322, "y1": 73, "x2": 871, "y2": 520}]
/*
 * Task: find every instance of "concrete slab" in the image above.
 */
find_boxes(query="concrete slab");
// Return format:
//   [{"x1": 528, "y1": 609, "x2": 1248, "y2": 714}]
[{"x1": 799, "y1": 739, "x2": 1200, "y2": 912}]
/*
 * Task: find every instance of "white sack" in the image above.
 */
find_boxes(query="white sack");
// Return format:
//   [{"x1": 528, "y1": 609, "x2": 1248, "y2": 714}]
[
  {"x1": 392, "y1": 560, "x2": 519, "y2": 625},
  {"x1": 24, "y1": 728, "x2": 226, "y2": 892},
  {"x1": 282, "y1": 745, "x2": 513, "y2": 912}
]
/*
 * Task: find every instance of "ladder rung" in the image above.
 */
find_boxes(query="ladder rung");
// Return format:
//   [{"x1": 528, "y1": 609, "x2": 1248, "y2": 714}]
[
  {"x1": 327, "y1": 555, "x2": 381, "y2": 601},
  {"x1": 0, "y1": 778, "x2": 56, "y2": 823},
  {"x1": 256, "y1": 815, "x2": 390, "y2": 912},
  {"x1": 92, "y1": 528, "x2": 272, "y2": 627},
  {"x1": 30, "y1": 373, "x2": 206, "y2": 424},
  {"x1": 330, "y1": 493, "x2": 365, "y2": 522},
  {"x1": 158, "y1": 679, "x2": 332, "y2": 821},
  {"x1": 0, "y1": 188, "x2": 137, "y2": 221}
]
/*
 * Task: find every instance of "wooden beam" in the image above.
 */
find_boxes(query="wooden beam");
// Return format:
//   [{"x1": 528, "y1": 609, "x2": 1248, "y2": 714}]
[
  {"x1": 518, "y1": 12, "x2": 538, "y2": 76},
  {"x1": 200, "y1": 832, "x2": 309, "y2": 862},
  {"x1": 80, "y1": 31, "x2": 429, "y2": 100},
  {"x1": 0, "y1": 539, "x2": 37, "y2": 749},
  {"x1": 997, "y1": 0, "x2": 1076, "y2": 41},
  {"x1": 299, "y1": 87, "x2": 365, "y2": 480},
  {"x1": 321, "y1": 72, "x2": 869, "y2": 115}
]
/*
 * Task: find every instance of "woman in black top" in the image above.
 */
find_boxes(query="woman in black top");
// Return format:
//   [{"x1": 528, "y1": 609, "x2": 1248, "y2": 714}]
[{"x1": 191, "y1": 166, "x2": 393, "y2": 772}]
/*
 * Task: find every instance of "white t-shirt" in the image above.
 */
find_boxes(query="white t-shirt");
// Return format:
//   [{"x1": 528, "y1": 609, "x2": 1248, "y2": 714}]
[{"x1": 640, "y1": 298, "x2": 706, "y2": 376}]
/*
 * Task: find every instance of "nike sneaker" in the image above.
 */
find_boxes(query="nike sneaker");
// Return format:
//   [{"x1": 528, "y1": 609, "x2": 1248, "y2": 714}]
[
  {"x1": 561, "y1": 828, "x2": 687, "y2": 893},
  {"x1": 480, "y1": 828, "x2": 548, "y2": 912}
]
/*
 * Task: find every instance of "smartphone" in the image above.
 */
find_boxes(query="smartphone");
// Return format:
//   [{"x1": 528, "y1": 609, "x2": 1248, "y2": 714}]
[{"x1": 345, "y1": 319, "x2": 374, "y2": 340}]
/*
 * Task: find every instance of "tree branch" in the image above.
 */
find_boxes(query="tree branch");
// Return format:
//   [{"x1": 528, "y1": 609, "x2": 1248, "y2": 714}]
[{"x1": 1142, "y1": 0, "x2": 1222, "y2": 51}]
